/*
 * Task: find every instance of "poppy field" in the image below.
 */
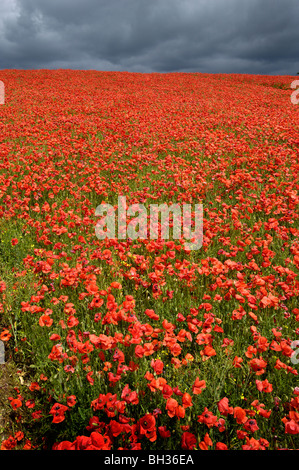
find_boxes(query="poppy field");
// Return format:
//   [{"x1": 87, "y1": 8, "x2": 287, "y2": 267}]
[{"x1": 0, "y1": 70, "x2": 298, "y2": 450}]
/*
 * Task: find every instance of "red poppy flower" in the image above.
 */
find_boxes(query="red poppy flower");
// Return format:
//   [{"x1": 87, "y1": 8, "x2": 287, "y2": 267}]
[
  {"x1": 243, "y1": 418, "x2": 259, "y2": 433},
  {"x1": 192, "y1": 377, "x2": 206, "y2": 394},
  {"x1": 0, "y1": 329, "x2": 11, "y2": 342},
  {"x1": 1, "y1": 436, "x2": 17, "y2": 450},
  {"x1": 25, "y1": 399, "x2": 35, "y2": 409},
  {"x1": 182, "y1": 392, "x2": 193, "y2": 408},
  {"x1": 217, "y1": 397, "x2": 233, "y2": 416},
  {"x1": 233, "y1": 407, "x2": 247, "y2": 424},
  {"x1": 166, "y1": 397, "x2": 178, "y2": 418},
  {"x1": 176, "y1": 405, "x2": 186, "y2": 419},
  {"x1": 215, "y1": 442, "x2": 228, "y2": 450},
  {"x1": 138, "y1": 413, "x2": 156, "y2": 436},
  {"x1": 197, "y1": 408, "x2": 218, "y2": 428},
  {"x1": 31, "y1": 410, "x2": 43, "y2": 420},
  {"x1": 249, "y1": 357, "x2": 267, "y2": 375},
  {"x1": 158, "y1": 426, "x2": 171, "y2": 439},
  {"x1": 181, "y1": 432, "x2": 197, "y2": 450},
  {"x1": 49, "y1": 403, "x2": 68, "y2": 423},
  {"x1": 39, "y1": 314, "x2": 53, "y2": 327},
  {"x1": 9, "y1": 398, "x2": 22, "y2": 410},
  {"x1": 67, "y1": 395, "x2": 77, "y2": 407},
  {"x1": 151, "y1": 358, "x2": 164, "y2": 374},
  {"x1": 216, "y1": 418, "x2": 226, "y2": 432},
  {"x1": 15, "y1": 431, "x2": 24, "y2": 442},
  {"x1": 110, "y1": 281, "x2": 122, "y2": 289},
  {"x1": 109, "y1": 420, "x2": 123, "y2": 437},
  {"x1": 256, "y1": 379, "x2": 273, "y2": 393}
]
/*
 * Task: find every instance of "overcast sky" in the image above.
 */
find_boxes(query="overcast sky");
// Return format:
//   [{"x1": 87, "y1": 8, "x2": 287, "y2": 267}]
[{"x1": 0, "y1": 0, "x2": 298, "y2": 75}]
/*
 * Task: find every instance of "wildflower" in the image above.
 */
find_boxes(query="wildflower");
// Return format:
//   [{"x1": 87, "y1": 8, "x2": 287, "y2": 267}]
[
  {"x1": 197, "y1": 408, "x2": 218, "y2": 428},
  {"x1": 192, "y1": 377, "x2": 206, "y2": 394},
  {"x1": 166, "y1": 397, "x2": 178, "y2": 418},
  {"x1": 49, "y1": 403, "x2": 68, "y2": 423},
  {"x1": 0, "y1": 329, "x2": 11, "y2": 341},
  {"x1": 138, "y1": 413, "x2": 156, "y2": 437},
  {"x1": 243, "y1": 418, "x2": 259, "y2": 433},
  {"x1": 255, "y1": 379, "x2": 273, "y2": 393},
  {"x1": 217, "y1": 397, "x2": 233, "y2": 416},
  {"x1": 181, "y1": 432, "x2": 197, "y2": 450},
  {"x1": 158, "y1": 426, "x2": 171, "y2": 439},
  {"x1": 198, "y1": 433, "x2": 213, "y2": 450},
  {"x1": 67, "y1": 395, "x2": 77, "y2": 407}
]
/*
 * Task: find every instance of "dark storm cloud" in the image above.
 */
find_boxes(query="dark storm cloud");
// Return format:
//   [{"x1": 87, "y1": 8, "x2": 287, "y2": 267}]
[{"x1": 0, "y1": 0, "x2": 298, "y2": 74}]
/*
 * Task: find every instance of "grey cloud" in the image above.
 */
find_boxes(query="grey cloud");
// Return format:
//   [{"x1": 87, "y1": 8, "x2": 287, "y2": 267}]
[{"x1": 0, "y1": 0, "x2": 298, "y2": 74}]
